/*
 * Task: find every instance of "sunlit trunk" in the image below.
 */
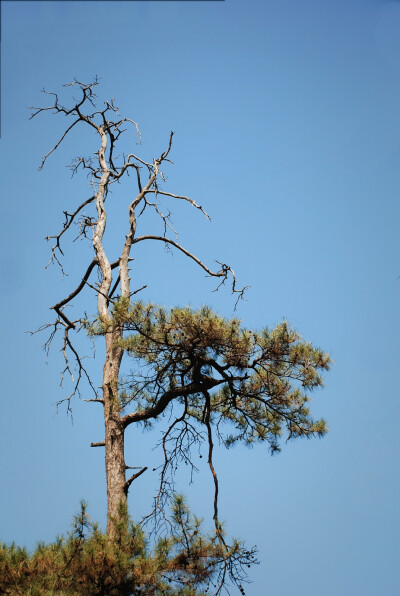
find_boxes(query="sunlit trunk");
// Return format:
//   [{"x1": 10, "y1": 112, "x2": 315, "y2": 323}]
[{"x1": 103, "y1": 330, "x2": 126, "y2": 538}]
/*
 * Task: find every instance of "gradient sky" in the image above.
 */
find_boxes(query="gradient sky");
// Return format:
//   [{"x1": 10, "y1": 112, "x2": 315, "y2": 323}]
[{"x1": 1, "y1": 1, "x2": 400, "y2": 594}]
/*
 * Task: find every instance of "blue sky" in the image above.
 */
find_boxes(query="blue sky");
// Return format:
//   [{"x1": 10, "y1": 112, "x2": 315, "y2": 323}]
[{"x1": 1, "y1": 1, "x2": 400, "y2": 594}]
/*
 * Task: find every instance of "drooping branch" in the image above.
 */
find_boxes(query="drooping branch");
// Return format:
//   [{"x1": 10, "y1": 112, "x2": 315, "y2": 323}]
[
  {"x1": 58, "y1": 323, "x2": 98, "y2": 411},
  {"x1": 29, "y1": 320, "x2": 65, "y2": 358},
  {"x1": 141, "y1": 397, "x2": 205, "y2": 528},
  {"x1": 38, "y1": 119, "x2": 82, "y2": 171},
  {"x1": 132, "y1": 235, "x2": 248, "y2": 300},
  {"x1": 45, "y1": 195, "x2": 96, "y2": 267},
  {"x1": 144, "y1": 190, "x2": 210, "y2": 221}
]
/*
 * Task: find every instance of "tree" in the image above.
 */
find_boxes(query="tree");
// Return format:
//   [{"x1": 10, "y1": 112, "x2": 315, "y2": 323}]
[{"x1": 30, "y1": 78, "x2": 330, "y2": 594}]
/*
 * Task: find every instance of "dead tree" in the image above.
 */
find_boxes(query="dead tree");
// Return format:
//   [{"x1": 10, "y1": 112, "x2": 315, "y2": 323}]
[{"x1": 31, "y1": 79, "x2": 330, "y2": 594}]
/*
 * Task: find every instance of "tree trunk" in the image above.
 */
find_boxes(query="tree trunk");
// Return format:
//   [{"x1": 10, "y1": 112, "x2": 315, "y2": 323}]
[
  {"x1": 103, "y1": 329, "x2": 126, "y2": 538},
  {"x1": 105, "y1": 416, "x2": 126, "y2": 537}
]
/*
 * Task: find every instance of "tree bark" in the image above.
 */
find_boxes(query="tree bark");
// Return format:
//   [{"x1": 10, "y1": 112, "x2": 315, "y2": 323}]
[{"x1": 103, "y1": 329, "x2": 126, "y2": 538}]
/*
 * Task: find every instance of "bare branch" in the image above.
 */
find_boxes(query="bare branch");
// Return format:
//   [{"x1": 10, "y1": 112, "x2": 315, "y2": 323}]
[
  {"x1": 84, "y1": 399, "x2": 104, "y2": 405},
  {"x1": 141, "y1": 398, "x2": 205, "y2": 528},
  {"x1": 53, "y1": 306, "x2": 76, "y2": 330},
  {"x1": 132, "y1": 235, "x2": 247, "y2": 299},
  {"x1": 51, "y1": 258, "x2": 98, "y2": 316},
  {"x1": 57, "y1": 324, "x2": 98, "y2": 411},
  {"x1": 45, "y1": 196, "x2": 96, "y2": 268},
  {"x1": 124, "y1": 466, "x2": 148, "y2": 494},
  {"x1": 144, "y1": 198, "x2": 178, "y2": 238},
  {"x1": 83, "y1": 278, "x2": 116, "y2": 305},
  {"x1": 109, "y1": 275, "x2": 120, "y2": 301},
  {"x1": 130, "y1": 284, "x2": 147, "y2": 298},
  {"x1": 145, "y1": 189, "x2": 210, "y2": 220},
  {"x1": 29, "y1": 320, "x2": 64, "y2": 359},
  {"x1": 37, "y1": 119, "x2": 81, "y2": 170}
]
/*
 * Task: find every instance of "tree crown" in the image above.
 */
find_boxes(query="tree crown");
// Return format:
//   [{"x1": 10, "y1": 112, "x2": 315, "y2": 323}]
[{"x1": 88, "y1": 300, "x2": 330, "y2": 453}]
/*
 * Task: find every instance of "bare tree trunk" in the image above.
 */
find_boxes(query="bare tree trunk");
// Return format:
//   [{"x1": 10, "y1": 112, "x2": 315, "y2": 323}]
[{"x1": 93, "y1": 129, "x2": 129, "y2": 537}]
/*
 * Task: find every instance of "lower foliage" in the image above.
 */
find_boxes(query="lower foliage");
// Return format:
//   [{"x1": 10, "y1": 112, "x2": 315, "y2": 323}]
[{"x1": 0, "y1": 498, "x2": 257, "y2": 596}]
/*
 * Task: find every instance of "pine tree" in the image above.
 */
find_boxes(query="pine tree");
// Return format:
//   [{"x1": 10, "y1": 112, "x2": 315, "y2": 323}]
[{"x1": 25, "y1": 79, "x2": 330, "y2": 594}]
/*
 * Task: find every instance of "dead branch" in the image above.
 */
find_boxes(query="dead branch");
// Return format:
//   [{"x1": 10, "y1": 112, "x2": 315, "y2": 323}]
[
  {"x1": 124, "y1": 466, "x2": 148, "y2": 494},
  {"x1": 144, "y1": 198, "x2": 178, "y2": 238},
  {"x1": 142, "y1": 398, "x2": 203, "y2": 526},
  {"x1": 132, "y1": 235, "x2": 248, "y2": 300},
  {"x1": 57, "y1": 323, "x2": 98, "y2": 411},
  {"x1": 51, "y1": 259, "x2": 98, "y2": 315},
  {"x1": 145, "y1": 189, "x2": 210, "y2": 220},
  {"x1": 83, "y1": 279, "x2": 116, "y2": 305},
  {"x1": 84, "y1": 399, "x2": 104, "y2": 405}
]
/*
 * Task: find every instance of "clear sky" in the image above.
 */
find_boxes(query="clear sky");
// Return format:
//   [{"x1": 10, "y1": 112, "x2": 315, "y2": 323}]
[{"x1": 1, "y1": 1, "x2": 400, "y2": 594}]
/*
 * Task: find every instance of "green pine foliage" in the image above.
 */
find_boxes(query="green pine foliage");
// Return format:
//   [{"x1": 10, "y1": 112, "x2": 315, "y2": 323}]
[
  {"x1": 0, "y1": 499, "x2": 256, "y2": 595},
  {"x1": 89, "y1": 301, "x2": 331, "y2": 453},
  {"x1": 9, "y1": 302, "x2": 329, "y2": 594}
]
